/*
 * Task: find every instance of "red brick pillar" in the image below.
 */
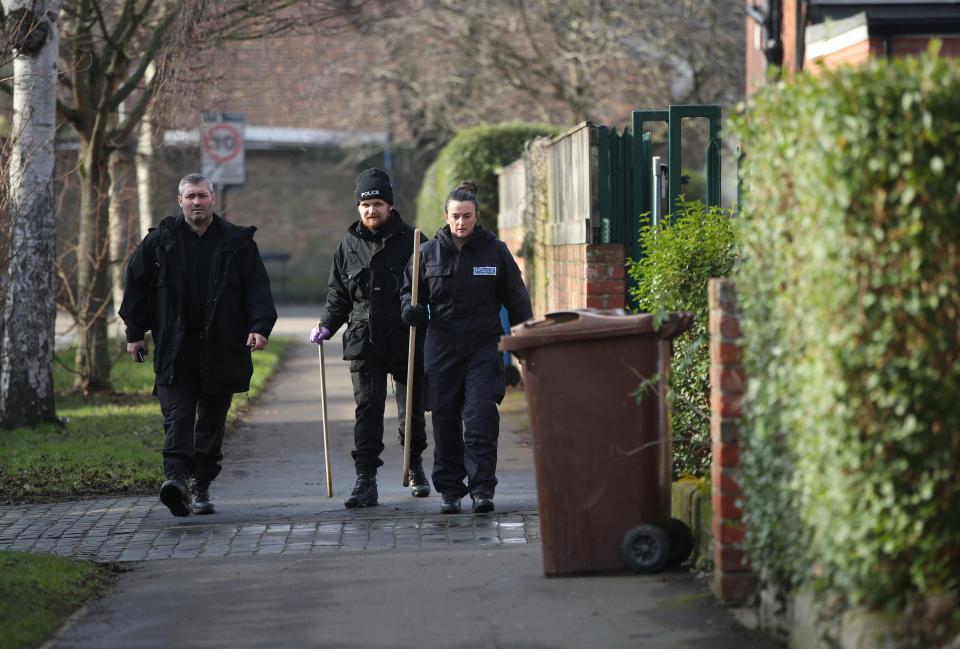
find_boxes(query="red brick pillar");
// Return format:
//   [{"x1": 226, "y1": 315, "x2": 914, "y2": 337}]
[
  {"x1": 708, "y1": 278, "x2": 755, "y2": 605},
  {"x1": 585, "y1": 244, "x2": 625, "y2": 310}
]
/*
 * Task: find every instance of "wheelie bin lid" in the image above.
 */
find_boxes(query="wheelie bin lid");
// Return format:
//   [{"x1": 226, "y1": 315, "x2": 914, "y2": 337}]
[{"x1": 499, "y1": 309, "x2": 693, "y2": 353}]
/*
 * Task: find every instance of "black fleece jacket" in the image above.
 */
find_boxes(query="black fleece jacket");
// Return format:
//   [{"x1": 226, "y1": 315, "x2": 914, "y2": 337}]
[
  {"x1": 319, "y1": 210, "x2": 426, "y2": 372},
  {"x1": 119, "y1": 214, "x2": 277, "y2": 394},
  {"x1": 402, "y1": 224, "x2": 532, "y2": 358}
]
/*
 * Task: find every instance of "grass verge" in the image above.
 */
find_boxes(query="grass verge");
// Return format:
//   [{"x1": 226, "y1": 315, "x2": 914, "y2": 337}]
[
  {"x1": 0, "y1": 336, "x2": 292, "y2": 504},
  {"x1": 0, "y1": 551, "x2": 114, "y2": 649}
]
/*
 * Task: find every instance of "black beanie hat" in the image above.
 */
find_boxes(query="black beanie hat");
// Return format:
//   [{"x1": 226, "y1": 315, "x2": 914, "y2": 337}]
[{"x1": 355, "y1": 168, "x2": 394, "y2": 205}]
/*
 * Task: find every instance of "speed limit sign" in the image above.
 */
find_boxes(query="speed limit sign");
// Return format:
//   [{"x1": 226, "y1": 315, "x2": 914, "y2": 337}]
[{"x1": 201, "y1": 114, "x2": 245, "y2": 185}]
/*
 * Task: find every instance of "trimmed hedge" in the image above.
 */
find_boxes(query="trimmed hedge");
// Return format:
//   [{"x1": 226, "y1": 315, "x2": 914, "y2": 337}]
[
  {"x1": 627, "y1": 199, "x2": 740, "y2": 478},
  {"x1": 415, "y1": 122, "x2": 561, "y2": 236},
  {"x1": 730, "y1": 46, "x2": 960, "y2": 609}
]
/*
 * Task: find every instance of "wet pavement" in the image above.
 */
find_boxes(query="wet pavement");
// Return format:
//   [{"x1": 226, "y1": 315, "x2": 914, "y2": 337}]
[{"x1": 0, "y1": 497, "x2": 538, "y2": 561}]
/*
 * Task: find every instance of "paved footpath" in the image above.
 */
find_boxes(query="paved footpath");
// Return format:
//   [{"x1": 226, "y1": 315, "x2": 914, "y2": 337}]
[{"x1": 3, "y1": 306, "x2": 779, "y2": 649}]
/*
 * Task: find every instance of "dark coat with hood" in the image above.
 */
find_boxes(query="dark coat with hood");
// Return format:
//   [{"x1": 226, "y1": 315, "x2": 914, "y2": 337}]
[
  {"x1": 319, "y1": 210, "x2": 426, "y2": 374},
  {"x1": 119, "y1": 213, "x2": 277, "y2": 394},
  {"x1": 402, "y1": 223, "x2": 532, "y2": 361}
]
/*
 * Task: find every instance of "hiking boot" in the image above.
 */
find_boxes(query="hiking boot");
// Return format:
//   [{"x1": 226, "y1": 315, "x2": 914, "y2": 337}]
[
  {"x1": 188, "y1": 477, "x2": 215, "y2": 515},
  {"x1": 344, "y1": 473, "x2": 378, "y2": 508},
  {"x1": 159, "y1": 475, "x2": 190, "y2": 517},
  {"x1": 408, "y1": 460, "x2": 430, "y2": 498},
  {"x1": 440, "y1": 494, "x2": 462, "y2": 514},
  {"x1": 471, "y1": 493, "x2": 495, "y2": 514}
]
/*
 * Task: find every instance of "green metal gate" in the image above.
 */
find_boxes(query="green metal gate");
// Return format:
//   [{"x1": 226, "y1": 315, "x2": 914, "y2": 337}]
[{"x1": 595, "y1": 105, "x2": 722, "y2": 308}]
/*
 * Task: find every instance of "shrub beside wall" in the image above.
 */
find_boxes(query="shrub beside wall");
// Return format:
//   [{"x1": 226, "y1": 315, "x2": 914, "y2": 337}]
[
  {"x1": 730, "y1": 47, "x2": 960, "y2": 622},
  {"x1": 415, "y1": 122, "x2": 561, "y2": 236},
  {"x1": 627, "y1": 200, "x2": 740, "y2": 478}
]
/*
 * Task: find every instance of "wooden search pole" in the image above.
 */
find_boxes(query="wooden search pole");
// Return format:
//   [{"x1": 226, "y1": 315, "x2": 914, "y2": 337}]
[
  {"x1": 401, "y1": 230, "x2": 422, "y2": 486},
  {"x1": 317, "y1": 322, "x2": 333, "y2": 497}
]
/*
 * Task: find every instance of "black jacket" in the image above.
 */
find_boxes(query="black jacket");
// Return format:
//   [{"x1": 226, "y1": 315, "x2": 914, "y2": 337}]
[
  {"x1": 320, "y1": 210, "x2": 426, "y2": 371},
  {"x1": 119, "y1": 214, "x2": 277, "y2": 393},
  {"x1": 403, "y1": 224, "x2": 532, "y2": 357}
]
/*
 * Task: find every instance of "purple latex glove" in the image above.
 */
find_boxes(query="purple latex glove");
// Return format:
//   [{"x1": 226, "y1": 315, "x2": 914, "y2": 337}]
[{"x1": 309, "y1": 325, "x2": 332, "y2": 345}]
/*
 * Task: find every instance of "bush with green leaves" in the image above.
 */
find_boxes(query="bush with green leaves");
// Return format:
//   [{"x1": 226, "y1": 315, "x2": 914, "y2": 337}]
[
  {"x1": 415, "y1": 122, "x2": 562, "y2": 236},
  {"x1": 730, "y1": 46, "x2": 960, "y2": 611},
  {"x1": 627, "y1": 199, "x2": 740, "y2": 478}
]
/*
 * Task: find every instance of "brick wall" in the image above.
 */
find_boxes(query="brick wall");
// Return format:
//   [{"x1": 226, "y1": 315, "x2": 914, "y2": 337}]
[
  {"x1": 708, "y1": 278, "x2": 755, "y2": 606},
  {"x1": 541, "y1": 243, "x2": 625, "y2": 314}
]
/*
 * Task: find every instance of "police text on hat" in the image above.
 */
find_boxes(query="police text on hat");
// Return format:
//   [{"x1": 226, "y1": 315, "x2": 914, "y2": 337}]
[{"x1": 355, "y1": 168, "x2": 394, "y2": 205}]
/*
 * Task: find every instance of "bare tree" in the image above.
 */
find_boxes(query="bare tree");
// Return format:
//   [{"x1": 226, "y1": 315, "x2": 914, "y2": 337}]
[
  {"x1": 0, "y1": 0, "x2": 61, "y2": 428},
  {"x1": 313, "y1": 0, "x2": 744, "y2": 160}
]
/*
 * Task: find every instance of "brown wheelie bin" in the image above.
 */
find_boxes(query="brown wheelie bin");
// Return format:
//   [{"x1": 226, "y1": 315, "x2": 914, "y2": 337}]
[{"x1": 499, "y1": 309, "x2": 693, "y2": 576}]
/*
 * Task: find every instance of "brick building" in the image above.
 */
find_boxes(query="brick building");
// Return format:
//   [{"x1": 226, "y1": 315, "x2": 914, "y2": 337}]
[
  {"x1": 42, "y1": 29, "x2": 423, "y2": 303},
  {"x1": 746, "y1": 0, "x2": 960, "y2": 96}
]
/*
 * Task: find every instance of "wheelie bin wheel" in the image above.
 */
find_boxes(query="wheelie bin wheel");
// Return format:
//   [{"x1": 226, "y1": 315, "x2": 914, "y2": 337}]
[
  {"x1": 621, "y1": 524, "x2": 670, "y2": 574},
  {"x1": 665, "y1": 518, "x2": 694, "y2": 567}
]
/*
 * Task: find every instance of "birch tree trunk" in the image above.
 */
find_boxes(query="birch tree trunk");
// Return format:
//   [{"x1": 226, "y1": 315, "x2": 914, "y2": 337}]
[
  {"x1": 108, "y1": 147, "x2": 134, "y2": 352},
  {"x1": 0, "y1": 0, "x2": 61, "y2": 428},
  {"x1": 136, "y1": 62, "x2": 157, "y2": 241}
]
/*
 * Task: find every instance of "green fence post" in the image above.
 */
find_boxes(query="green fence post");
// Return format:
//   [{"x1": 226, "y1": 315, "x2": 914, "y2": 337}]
[
  {"x1": 609, "y1": 127, "x2": 621, "y2": 245},
  {"x1": 598, "y1": 125, "x2": 611, "y2": 241},
  {"x1": 631, "y1": 110, "x2": 669, "y2": 219}
]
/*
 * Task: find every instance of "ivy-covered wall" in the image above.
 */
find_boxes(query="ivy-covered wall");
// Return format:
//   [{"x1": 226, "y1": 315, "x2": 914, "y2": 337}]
[{"x1": 730, "y1": 46, "x2": 960, "y2": 634}]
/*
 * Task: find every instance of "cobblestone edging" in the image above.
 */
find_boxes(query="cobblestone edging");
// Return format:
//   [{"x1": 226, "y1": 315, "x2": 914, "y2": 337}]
[{"x1": 0, "y1": 498, "x2": 540, "y2": 562}]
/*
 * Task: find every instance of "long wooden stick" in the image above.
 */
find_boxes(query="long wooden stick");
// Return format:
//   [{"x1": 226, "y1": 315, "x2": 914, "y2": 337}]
[
  {"x1": 402, "y1": 230, "x2": 422, "y2": 487},
  {"x1": 317, "y1": 321, "x2": 333, "y2": 497}
]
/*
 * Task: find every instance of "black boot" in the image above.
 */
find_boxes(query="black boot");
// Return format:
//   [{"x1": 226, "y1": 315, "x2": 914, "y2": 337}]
[
  {"x1": 471, "y1": 493, "x2": 495, "y2": 514},
  {"x1": 440, "y1": 494, "x2": 461, "y2": 514},
  {"x1": 345, "y1": 472, "x2": 378, "y2": 508},
  {"x1": 408, "y1": 458, "x2": 430, "y2": 498},
  {"x1": 189, "y1": 477, "x2": 215, "y2": 515},
  {"x1": 160, "y1": 474, "x2": 190, "y2": 517}
]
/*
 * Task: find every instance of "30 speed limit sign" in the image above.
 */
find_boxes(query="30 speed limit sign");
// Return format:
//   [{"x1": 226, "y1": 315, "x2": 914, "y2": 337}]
[{"x1": 201, "y1": 117, "x2": 245, "y2": 186}]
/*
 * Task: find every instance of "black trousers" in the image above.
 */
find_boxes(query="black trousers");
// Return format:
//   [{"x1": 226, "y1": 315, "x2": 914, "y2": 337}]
[
  {"x1": 350, "y1": 360, "x2": 427, "y2": 474},
  {"x1": 156, "y1": 381, "x2": 233, "y2": 485},
  {"x1": 426, "y1": 341, "x2": 505, "y2": 499}
]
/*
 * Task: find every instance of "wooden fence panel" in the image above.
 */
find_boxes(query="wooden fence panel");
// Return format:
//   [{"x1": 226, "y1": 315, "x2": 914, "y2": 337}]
[{"x1": 547, "y1": 123, "x2": 598, "y2": 245}]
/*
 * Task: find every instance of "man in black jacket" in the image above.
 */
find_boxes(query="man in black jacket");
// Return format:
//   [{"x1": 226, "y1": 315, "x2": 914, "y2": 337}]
[
  {"x1": 310, "y1": 168, "x2": 429, "y2": 508},
  {"x1": 119, "y1": 173, "x2": 277, "y2": 518}
]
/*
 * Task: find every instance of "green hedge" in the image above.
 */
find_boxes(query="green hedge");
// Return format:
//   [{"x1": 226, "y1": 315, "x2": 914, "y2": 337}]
[
  {"x1": 415, "y1": 122, "x2": 561, "y2": 236},
  {"x1": 730, "y1": 46, "x2": 960, "y2": 609},
  {"x1": 627, "y1": 199, "x2": 740, "y2": 478}
]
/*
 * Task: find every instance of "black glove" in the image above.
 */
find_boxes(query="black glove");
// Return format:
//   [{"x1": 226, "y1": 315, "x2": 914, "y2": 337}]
[{"x1": 401, "y1": 303, "x2": 429, "y2": 328}]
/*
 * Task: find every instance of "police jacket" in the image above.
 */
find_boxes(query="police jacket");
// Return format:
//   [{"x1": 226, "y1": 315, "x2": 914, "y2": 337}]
[
  {"x1": 403, "y1": 224, "x2": 532, "y2": 357},
  {"x1": 319, "y1": 210, "x2": 426, "y2": 371},
  {"x1": 118, "y1": 214, "x2": 277, "y2": 394}
]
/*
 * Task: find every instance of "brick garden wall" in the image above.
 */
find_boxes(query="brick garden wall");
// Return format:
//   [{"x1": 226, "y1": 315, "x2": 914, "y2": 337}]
[
  {"x1": 708, "y1": 278, "x2": 755, "y2": 606},
  {"x1": 541, "y1": 243, "x2": 625, "y2": 314}
]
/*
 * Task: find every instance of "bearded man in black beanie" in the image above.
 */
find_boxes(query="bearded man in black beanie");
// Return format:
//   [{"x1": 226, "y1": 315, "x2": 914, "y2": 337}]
[{"x1": 309, "y1": 168, "x2": 430, "y2": 507}]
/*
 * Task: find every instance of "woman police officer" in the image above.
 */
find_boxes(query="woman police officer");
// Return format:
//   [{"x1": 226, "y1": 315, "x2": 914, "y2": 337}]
[{"x1": 401, "y1": 181, "x2": 532, "y2": 514}]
